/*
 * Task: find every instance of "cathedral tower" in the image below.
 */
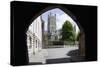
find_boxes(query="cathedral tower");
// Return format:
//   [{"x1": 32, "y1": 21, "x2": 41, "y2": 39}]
[{"x1": 48, "y1": 12, "x2": 56, "y2": 41}]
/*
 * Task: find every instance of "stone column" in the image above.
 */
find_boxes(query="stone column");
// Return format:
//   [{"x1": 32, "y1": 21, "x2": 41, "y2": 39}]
[{"x1": 79, "y1": 32, "x2": 85, "y2": 56}]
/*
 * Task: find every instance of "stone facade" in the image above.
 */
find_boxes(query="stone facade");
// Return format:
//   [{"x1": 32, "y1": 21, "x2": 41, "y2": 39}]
[
  {"x1": 26, "y1": 16, "x2": 48, "y2": 63},
  {"x1": 48, "y1": 13, "x2": 57, "y2": 41},
  {"x1": 26, "y1": 16, "x2": 42, "y2": 55}
]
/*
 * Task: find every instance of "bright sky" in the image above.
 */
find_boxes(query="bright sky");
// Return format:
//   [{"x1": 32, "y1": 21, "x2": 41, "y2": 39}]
[{"x1": 41, "y1": 8, "x2": 80, "y2": 33}]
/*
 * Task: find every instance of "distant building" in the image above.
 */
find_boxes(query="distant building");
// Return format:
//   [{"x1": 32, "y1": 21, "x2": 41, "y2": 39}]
[{"x1": 48, "y1": 13, "x2": 57, "y2": 41}]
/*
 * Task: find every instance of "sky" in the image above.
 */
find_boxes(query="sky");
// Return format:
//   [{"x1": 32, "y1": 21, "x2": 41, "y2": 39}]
[{"x1": 41, "y1": 8, "x2": 79, "y2": 33}]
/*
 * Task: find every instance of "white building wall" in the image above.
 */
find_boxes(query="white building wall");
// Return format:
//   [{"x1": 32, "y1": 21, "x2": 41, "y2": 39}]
[
  {"x1": 27, "y1": 16, "x2": 42, "y2": 54},
  {"x1": 33, "y1": 17, "x2": 42, "y2": 42}
]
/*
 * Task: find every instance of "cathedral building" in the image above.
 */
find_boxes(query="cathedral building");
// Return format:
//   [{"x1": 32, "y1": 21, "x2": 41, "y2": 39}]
[{"x1": 48, "y1": 13, "x2": 57, "y2": 41}]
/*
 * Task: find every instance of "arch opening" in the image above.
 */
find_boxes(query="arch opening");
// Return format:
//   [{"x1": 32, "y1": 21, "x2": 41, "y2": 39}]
[{"x1": 26, "y1": 7, "x2": 85, "y2": 64}]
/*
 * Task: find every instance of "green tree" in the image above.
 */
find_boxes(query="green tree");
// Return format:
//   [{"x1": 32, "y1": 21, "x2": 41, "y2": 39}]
[{"x1": 61, "y1": 20, "x2": 75, "y2": 41}]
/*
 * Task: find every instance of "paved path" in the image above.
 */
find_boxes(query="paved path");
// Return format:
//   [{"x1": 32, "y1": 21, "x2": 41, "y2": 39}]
[
  {"x1": 46, "y1": 45, "x2": 78, "y2": 59},
  {"x1": 28, "y1": 45, "x2": 80, "y2": 64},
  {"x1": 29, "y1": 49, "x2": 48, "y2": 63}
]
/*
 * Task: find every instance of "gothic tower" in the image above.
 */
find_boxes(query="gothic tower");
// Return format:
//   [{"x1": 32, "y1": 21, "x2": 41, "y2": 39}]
[{"x1": 48, "y1": 12, "x2": 56, "y2": 41}]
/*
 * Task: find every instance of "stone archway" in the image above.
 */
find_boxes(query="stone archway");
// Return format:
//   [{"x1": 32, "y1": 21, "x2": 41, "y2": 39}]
[
  {"x1": 26, "y1": 6, "x2": 85, "y2": 57},
  {"x1": 26, "y1": 6, "x2": 86, "y2": 64}
]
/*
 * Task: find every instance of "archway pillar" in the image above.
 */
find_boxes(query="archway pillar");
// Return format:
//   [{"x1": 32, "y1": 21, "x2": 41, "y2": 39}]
[{"x1": 79, "y1": 32, "x2": 85, "y2": 56}]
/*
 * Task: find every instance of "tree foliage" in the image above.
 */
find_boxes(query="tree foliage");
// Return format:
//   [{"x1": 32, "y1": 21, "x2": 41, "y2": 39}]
[{"x1": 61, "y1": 20, "x2": 75, "y2": 41}]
